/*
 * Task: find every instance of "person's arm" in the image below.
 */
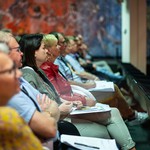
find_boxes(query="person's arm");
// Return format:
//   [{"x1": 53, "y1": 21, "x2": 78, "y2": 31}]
[
  {"x1": 69, "y1": 79, "x2": 96, "y2": 89},
  {"x1": 60, "y1": 93, "x2": 86, "y2": 105},
  {"x1": 29, "y1": 110, "x2": 57, "y2": 140},
  {"x1": 85, "y1": 96, "x2": 96, "y2": 106},
  {"x1": 59, "y1": 101, "x2": 73, "y2": 114},
  {"x1": 37, "y1": 94, "x2": 60, "y2": 122},
  {"x1": 8, "y1": 80, "x2": 58, "y2": 141},
  {"x1": 65, "y1": 55, "x2": 99, "y2": 81},
  {"x1": 75, "y1": 71, "x2": 100, "y2": 81}
]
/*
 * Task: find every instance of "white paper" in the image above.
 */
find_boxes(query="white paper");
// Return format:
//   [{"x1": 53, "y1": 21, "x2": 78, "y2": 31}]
[
  {"x1": 70, "y1": 103, "x2": 111, "y2": 115},
  {"x1": 61, "y1": 134, "x2": 119, "y2": 150},
  {"x1": 88, "y1": 81, "x2": 115, "y2": 92}
]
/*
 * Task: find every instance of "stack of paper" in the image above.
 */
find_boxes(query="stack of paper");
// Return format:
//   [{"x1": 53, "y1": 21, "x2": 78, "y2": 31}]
[
  {"x1": 88, "y1": 81, "x2": 115, "y2": 92},
  {"x1": 61, "y1": 134, "x2": 119, "y2": 150}
]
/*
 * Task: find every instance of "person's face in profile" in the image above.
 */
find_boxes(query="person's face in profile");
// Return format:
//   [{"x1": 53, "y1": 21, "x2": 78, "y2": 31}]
[
  {"x1": 8, "y1": 36, "x2": 23, "y2": 68},
  {"x1": 0, "y1": 53, "x2": 22, "y2": 105},
  {"x1": 58, "y1": 34, "x2": 67, "y2": 52},
  {"x1": 35, "y1": 42, "x2": 48, "y2": 66},
  {"x1": 50, "y1": 39, "x2": 60, "y2": 59}
]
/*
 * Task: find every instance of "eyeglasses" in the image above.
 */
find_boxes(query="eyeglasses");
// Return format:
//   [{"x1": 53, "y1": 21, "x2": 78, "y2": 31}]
[
  {"x1": 0, "y1": 62, "x2": 17, "y2": 77},
  {"x1": 10, "y1": 47, "x2": 21, "y2": 53},
  {"x1": 58, "y1": 41, "x2": 67, "y2": 46}
]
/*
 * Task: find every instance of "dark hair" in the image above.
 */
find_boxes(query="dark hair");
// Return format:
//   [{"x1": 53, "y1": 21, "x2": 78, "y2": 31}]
[
  {"x1": 19, "y1": 34, "x2": 43, "y2": 69},
  {"x1": 49, "y1": 31, "x2": 59, "y2": 40},
  {"x1": 50, "y1": 31, "x2": 68, "y2": 43}
]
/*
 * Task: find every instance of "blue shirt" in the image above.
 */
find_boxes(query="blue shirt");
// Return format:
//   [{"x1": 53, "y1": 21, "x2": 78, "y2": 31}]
[
  {"x1": 65, "y1": 54, "x2": 85, "y2": 73},
  {"x1": 54, "y1": 56, "x2": 82, "y2": 82},
  {"x1": 7, "y1": 77, "x2": 42, "y2": 123},
  {"x1": 7, "y1": 77, "x2": 59, "y2": 141}
]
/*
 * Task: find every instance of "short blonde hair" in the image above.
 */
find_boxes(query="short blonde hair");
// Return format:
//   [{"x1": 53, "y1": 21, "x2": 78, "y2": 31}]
[{"x1": 42, "y1": 34, "x2": 58, "y2": 48}]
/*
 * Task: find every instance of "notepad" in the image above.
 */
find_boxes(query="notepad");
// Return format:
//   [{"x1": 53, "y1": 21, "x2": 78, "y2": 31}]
[
  {"x1": 70, "y1": 103, "x2": 111, "y2": 115},
  {"x1": 61, "y1": 134, "x2": 119, "y2": 150},
  {"x1": 88, "y1": 81, "x2": 115, "y2": 92}
]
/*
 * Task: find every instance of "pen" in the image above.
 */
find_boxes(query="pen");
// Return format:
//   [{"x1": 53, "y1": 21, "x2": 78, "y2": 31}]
[{"x1": 74, "y1": 142, "x2": 100, "y2": 149}]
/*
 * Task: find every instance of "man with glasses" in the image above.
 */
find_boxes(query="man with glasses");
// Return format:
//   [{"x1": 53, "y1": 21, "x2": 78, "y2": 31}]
[
  {"x1": 0, "y1": 32, "x2": 23, "y2": 68},
  {"x1": 0, "y1": 31, "x2": 58, "y2": 142}
]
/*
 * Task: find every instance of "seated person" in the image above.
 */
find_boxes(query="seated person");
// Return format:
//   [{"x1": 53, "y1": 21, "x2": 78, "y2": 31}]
[
  {"x1": 75, "y1": 34, "x2": 111, "y2": 70},
  {"x1": 19, "y1": 33, "x2": 137, "y2": 150},
  {"x1": 0, "y1": 31, "x2": 80, "y2": 150},
  {"x1": 52, "y1": 32, "x2": 148, "y2": 125},
  {"x1": 0, "y1": 51, "x2": 43, "y2": 150},
  {"x1": 65, "y1": 36, "x2": 100, "y2": 81},
  {"x1": 54, "y1": 41, "x2": 97, "y2": 89},
  {"x1": 40, "y1": 35, "x2": 94, "y2": 105},
  {"x1": 66, "y1": 35, "x2": 125, "y2": 86}
]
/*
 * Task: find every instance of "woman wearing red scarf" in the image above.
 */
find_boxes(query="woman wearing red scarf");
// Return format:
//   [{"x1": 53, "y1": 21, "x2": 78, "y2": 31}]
[{"x1": 40, "y1": 33, "x2": 94, "y2": 106}]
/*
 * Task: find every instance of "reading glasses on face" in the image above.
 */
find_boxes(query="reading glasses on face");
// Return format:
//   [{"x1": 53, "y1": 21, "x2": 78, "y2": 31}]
[
  {"x1": 58, "y1": 41, "x2": 67, "y2": 46},
  {"x1": 10, "y1": 47, "x2": 21, "y2": 53}
]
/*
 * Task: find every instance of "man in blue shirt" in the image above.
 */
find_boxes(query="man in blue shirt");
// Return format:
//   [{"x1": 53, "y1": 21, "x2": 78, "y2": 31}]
[
  {"x1": 8, "y1": 77, "x2": 42, "y2": 122},
  {"x1": 0, "y1": 31, "x2": 58, "y2": 141}
]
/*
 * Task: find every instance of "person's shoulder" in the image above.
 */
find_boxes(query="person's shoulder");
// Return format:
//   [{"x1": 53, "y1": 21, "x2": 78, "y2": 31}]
[
  {"x1": 0, "y1": 106, "x2": 18, "y2": 114},
  {"x1": 0, "y1": 107, "x2": 22, "y2": 121},
  {"x1": 21, "y1": 66, "x2": 35, "y2": 74},
  {"x1": 0, "y1": 107, "x2": 26, "y2": 135},
  {"x1": 54, "y1": 57, "x2": 61, "y2": 64},
  {"x1": 42, "y1": 61, "x2": 55, "y2": 68},
  {"x1": 66, "y1": 54, "x2": 73, "y2": 58},
  {"x1": 21, "y1": 67, "x2": 38, "y2": 80},
  {"x1": 0, "y1": 107, "x2": 43, "y2": 150}
]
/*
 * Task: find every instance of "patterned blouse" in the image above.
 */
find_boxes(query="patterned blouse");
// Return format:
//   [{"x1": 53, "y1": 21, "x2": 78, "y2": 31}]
[{"x1": 0, "y1": 107, "x2": 43, "y2": 150}]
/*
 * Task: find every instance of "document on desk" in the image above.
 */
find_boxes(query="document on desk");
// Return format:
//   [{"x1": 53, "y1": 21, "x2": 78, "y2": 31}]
[
  {"x1": 61, "y1": 134, "x2": 119, "y2": 150},
  {"x1": 88, "y1": 81, "x2": 115, "y2": 92},
  {"x1": 70, "y1": 103, "x2": 111, "y2": 115}
]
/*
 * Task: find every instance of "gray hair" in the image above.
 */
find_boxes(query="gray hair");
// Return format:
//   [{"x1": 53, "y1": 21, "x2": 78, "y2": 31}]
[
  {"x1": 0, "y1": 31, "x2": 12, "y2": 44},
  {"x1": 0, "y1": 31, "x2": 12, "y2": 54},
  {"x1": 0, "y1": 42, "x2": 10, "y2": 54}
]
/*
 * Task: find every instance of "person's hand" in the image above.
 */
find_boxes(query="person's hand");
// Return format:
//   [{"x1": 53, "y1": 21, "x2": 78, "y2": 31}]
[
  {"x1": 37, "y1": 94, "x2": 52, "y2": 111},
  {"x1": 86, "y1": 60, "x2": 92, "y2": 64},
  {"x1": 73, "y1": 101, "x2": 83, "y2": 109},
  {"x1": 59, "y1": 101, "x2": 73, "y2": 115},
  {"x1": 92, "y1": 64, "x2": 97, "y2": 69},
  {"x1": 84, "y1": 80, "x2": 96, "y2": 89},
  {"x1": 94, "y1": 76, "x2": 100, "y2": 81},
  {"x1": 85, "y1": 97, "x2": 96, "y2": 106},
  {"x1": 37, "y1": 94, "x2": 60, "y2": 121}
]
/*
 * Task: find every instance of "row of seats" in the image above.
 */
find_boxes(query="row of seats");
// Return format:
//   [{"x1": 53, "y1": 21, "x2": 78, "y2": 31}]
[{"x1": 118, "y1": 62, "x2": 150, "y2": 116}]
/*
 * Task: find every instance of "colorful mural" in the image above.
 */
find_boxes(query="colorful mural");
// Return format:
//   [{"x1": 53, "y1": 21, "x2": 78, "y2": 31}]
[{"x1": 0, "y1": 0, "x2": 121, "y2": 57}]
